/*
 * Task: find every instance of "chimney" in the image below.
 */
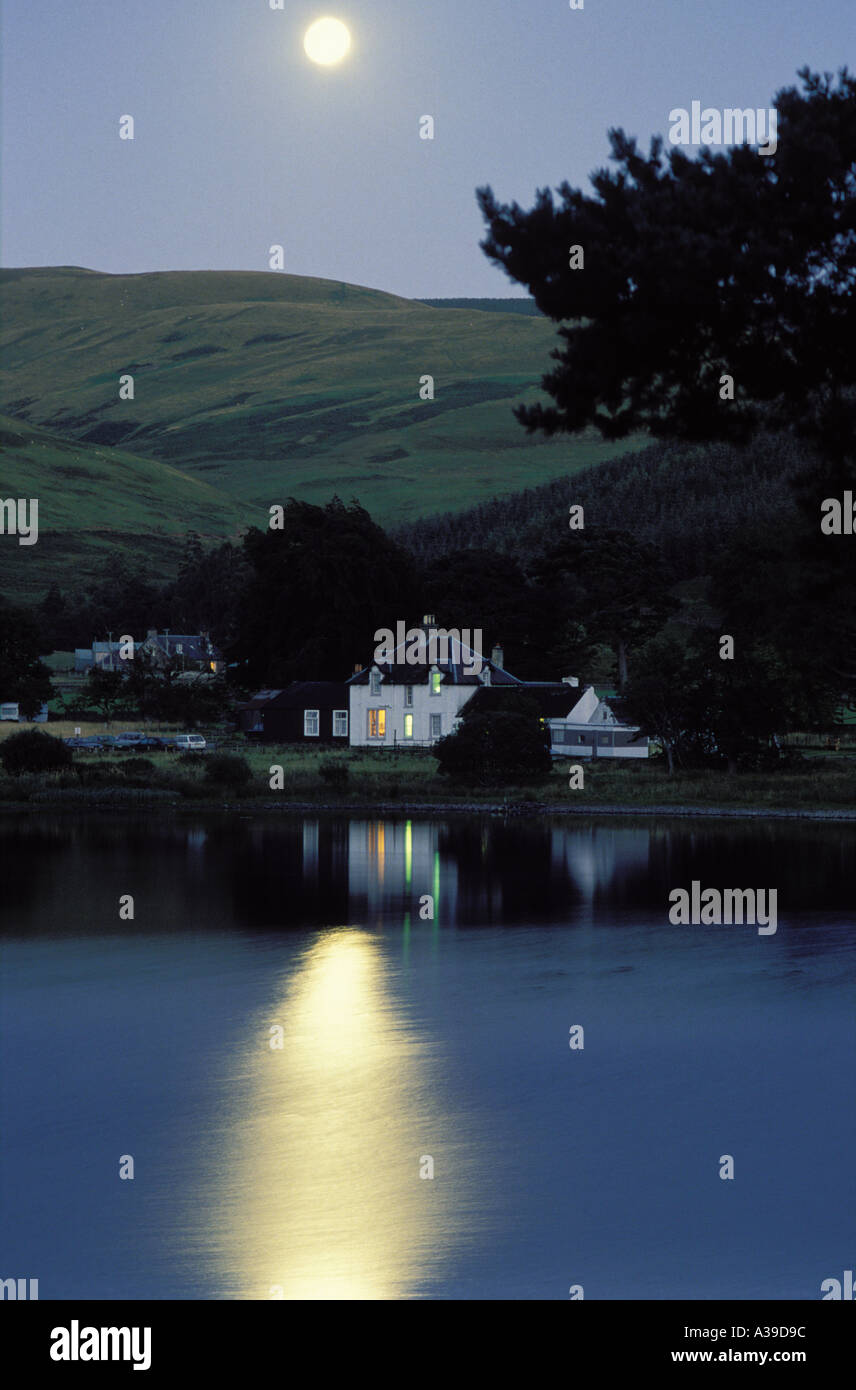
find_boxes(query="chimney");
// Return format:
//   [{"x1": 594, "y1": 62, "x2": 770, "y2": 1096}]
[
  {"x1": 422, "y1": 613, "x2": 436, "y2": 626},
  {"x1": 491, "y1": 643, "x2": 504, "y2": 670},
  {"x1": 147, "y1": 628, "x2": 157, "y2": 641},
  {"x1": 354, "y1": 662, "x2": 363, "y2": 674}
]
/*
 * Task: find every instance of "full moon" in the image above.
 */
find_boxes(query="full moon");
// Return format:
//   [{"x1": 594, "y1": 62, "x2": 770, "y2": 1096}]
[{"x1": 304, "y1": 17, "x2": 351, "y2": 66}]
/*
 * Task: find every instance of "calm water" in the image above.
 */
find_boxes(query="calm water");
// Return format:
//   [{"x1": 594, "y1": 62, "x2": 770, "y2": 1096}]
[{"x1": 1, "y1": 812, "x2": 853, "y2": 1300}]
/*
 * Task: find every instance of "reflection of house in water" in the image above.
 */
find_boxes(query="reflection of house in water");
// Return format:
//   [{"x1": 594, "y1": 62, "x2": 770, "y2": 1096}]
[
  {"x1": 551, "y1": 825, "x2": 652, "y2": 905},
  {"x1": 347, "y1": 819, "x2": 459, "y2": 924},
  {"x1": 210, "y1": 816, "x2": 653, "y2": 932}
]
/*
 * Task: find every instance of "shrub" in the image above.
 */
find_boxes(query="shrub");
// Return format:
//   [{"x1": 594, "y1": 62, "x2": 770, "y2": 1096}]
[
  {"x1": 0, "y1": 729, "x2": 73, "y2": 776},
  {"x1": 73, "y1": 760, "x2": 119, "y2": 786},
  {"x1": 435, "y1": 709, "x2": 552, "y2": 786},
  {"x1": 318, "y1": 760, "x2": 350, "y2": 790},
  {"x1": 122, "y1": 757, "x2": 156, "y2": 776},
  {"x1": 203, "y1": 753, "x2": 253, "y2": 789}
]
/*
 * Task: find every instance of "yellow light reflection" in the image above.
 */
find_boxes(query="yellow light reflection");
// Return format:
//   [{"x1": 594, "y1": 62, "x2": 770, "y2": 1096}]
[{"x1": 210, "y1": 930, "x2": 474, "y2": 1299}]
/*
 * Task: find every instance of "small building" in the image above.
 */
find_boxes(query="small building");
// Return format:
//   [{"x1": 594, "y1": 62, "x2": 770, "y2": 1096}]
[
  {"x1": 238, "y1": 682, "x2": 350, "y2": 743},
  {"x1": 546, "y1": 683, "x2": 648, "y2": 758},
  {"x1": 236, "y1": 690, "x2": 285, "y2": 734},
  {"x1": 74, "y1": 640, "x2": 126, "y2": 673},
  {"x1": 139, "y1": 630, "x2": 225, "y2": 674},
  {"x1": 0, "y1": 701, "x2": 48, "y2": 723}
]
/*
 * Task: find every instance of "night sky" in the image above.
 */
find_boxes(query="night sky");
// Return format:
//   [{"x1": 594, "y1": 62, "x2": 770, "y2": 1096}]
[{"x1": 1, "y1": 1, "x2": 851, "y2": 295}]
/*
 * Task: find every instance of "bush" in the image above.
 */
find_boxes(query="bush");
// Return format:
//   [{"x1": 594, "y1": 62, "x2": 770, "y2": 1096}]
[
  {"x1": 0, "y1": 729, "x2": 73, "y2": 776},
  {"x1": 435, "y1": 709, "x2": 553, "y2": 786},
  {"x1": 122, "y1": 757, "x2": 156, "y2": 776},
  {"x1": 318, "y1": 760, "x2": 350, "y2": 790},
  {"x1": 73, "y1": 760, "x2": 120, "y2": 786},
  {"x1": 203, "y1": 753, "x2": 253, "y2": 789},
  {"x1": 177, "y1": 751, "x2": 204, "y2": 767}
]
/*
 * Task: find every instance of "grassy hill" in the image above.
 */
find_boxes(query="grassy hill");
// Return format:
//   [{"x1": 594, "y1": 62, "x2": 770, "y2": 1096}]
[
  {"x1": 415, "y1": 298, "x2": 542, "y2": 315},
  {"x1": 0, "y1": 414, "x2": 241, "y2": 601},
  {"x1": 0, "y1": 267, "x2": 643, "y2": 531}
]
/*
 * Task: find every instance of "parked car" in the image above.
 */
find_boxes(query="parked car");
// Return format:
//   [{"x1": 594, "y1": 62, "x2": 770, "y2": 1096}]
[
  {"x1": 114, "y1": 732, "x2": 163, "y2": 751},
  {"x1": 64, "y1": 735, "x2": 104, "y2": 751},
  {"x1": 173, "y1": 734, "x2": 207, "y2": 751}
]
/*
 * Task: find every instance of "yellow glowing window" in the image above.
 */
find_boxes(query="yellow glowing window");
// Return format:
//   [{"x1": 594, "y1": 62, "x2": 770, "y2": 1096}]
[
  {"x1": 404, "y1": 713, "x2": 413, "y2": 739},
  {"x1": 431, "y1": 672, "x2": 442, "y2": 695},
  {"x1": 369, "y1": 708, "x2": 386, "y2": 738}
]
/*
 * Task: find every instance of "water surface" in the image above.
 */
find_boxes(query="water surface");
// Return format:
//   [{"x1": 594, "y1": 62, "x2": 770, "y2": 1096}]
[{"x1": 1, "y1": 813, "x2": 853, "y2": 1299}]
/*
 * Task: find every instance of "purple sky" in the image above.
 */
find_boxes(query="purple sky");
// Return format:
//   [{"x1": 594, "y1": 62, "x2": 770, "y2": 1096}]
[{"x1": 1, "y1": 0, "x2": 851, "y2": 296}]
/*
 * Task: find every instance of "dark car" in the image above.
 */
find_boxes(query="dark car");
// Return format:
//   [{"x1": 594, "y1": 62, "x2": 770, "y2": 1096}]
[
  {"x1": 114, "y1": 732, "x2": 163, "y2": 751},
  {"x1": 64, "y1": 735, "x2": 104, "y2": 751}
]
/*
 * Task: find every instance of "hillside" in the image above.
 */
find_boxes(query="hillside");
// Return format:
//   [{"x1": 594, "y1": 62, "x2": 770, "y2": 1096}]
[
  {"x1": 394, "y1": 432, "x2": 806, "y2": 580},
  {"x1": 0, "y1": 414, "x2": 241, "y2": 602},
  {"x1": 415, "y1": 298, "x2": 542, "y2": 315},
  {"x1": 0, "y1": 267, "x2": 643, "y2": 528}
]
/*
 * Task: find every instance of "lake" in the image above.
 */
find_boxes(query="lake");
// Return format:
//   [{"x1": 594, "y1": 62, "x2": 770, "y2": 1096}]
[{"x1": 1, "y1": 811, "x2": 853, "y2": 1300}]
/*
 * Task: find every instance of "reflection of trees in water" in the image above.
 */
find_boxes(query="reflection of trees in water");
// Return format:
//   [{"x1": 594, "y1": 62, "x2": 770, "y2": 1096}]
[
  {"x1": 216, "y1": 817, "x2": 351, "y2": 929},
  {"x1": 437, "y1": 819, "x2": 581, "y2": 924},
  {"x1": 647, "y1": 820, "x2": 856, "y2": 914},
  {"x1": 0, "y1": 820, "x2": 76, "y2": 921}
]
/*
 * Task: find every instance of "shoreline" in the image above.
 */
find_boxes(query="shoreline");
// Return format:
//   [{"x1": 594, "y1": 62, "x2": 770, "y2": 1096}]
[{"x1": 2, "y1": 797, "x2": 855, "y2": 822}]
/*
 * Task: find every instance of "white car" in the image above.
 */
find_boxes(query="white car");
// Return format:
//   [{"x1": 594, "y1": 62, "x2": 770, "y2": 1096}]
[{"x1": 173, "y1": 734, "x2": 207, "y2": 751}]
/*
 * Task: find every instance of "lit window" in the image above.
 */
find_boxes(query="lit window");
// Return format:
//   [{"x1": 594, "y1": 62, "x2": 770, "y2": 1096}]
[
  {"x1": 333, "y1": 710, "x2": 348, "y2": 737},
  {"x1": 404, "y1": 685, "x2": 413, "y2": 707},
  {"x1": 369, "y1": 709, "x2": 386, "y2": 738},
  {"x1": 404, "y1": 713, "x2": 413, "y2": 739},
  {"x1": 431, "y1": 671, "x2": 442, "y2": 695},
  {"x1": 304, "y1": 709, "x2": 319, "y2": 737},
  {"x1": 430, "y1": 714, "x2": 442, "y2": 739}
]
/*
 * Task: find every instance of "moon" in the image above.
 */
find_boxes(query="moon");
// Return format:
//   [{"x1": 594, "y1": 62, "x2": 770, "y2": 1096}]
[{"x1": 304, "y1": 17, "x2": 351, "y2": 66}]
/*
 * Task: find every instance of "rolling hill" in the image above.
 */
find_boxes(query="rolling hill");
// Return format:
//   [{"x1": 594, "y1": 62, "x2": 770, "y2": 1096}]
[
  {"x1": 0, "y1": 414, "x2": 241, "y2": 602},
  {"x1": 0, "y1": 267, "x2": 644, "y2": 536}
]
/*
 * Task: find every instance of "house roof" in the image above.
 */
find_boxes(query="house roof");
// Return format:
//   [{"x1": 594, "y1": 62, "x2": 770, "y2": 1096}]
[
  {"x1": 265, "y1": 681, "x2": 349, "y2": 708},
  {"x1": 236, "y1": 689, "x2": 285, "y2": 711},
  {"x1": 348, "y1": 657, "x2": 522, "y2": 688},
  {"x1": 466, "y1": 684, "x2": 580, "y2": 718},
  {"x1": 143, "y1": 633, "x2": 223, "y2": 661}
]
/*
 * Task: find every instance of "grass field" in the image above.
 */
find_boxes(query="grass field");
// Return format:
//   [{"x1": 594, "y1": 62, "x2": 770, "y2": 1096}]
[
  {"x1": 0, "y1": 726, "x2": 852, "y2": 811},
  {"x1": 0, "y1": 267, "x2": 646, "y2": 597},
  {"x1": 0, "y1": 414, "x2": 242, "y2": 599}
]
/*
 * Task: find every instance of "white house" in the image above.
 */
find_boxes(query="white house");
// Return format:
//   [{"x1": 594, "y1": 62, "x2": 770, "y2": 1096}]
[
  {"x1": 347, "y1": 620, "x2": 647, "y2": 757},
  {"x1": 348, "y1": 623, "x2": 524, "y2": 748}
]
